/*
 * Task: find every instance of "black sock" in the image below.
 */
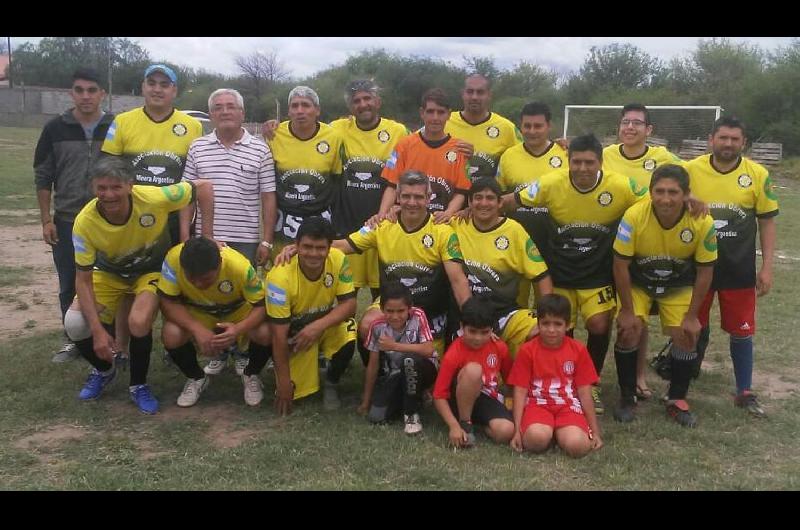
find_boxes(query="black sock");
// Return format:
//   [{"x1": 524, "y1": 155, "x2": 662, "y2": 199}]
[
  {"x1": 75, "y1": 337, "x2": 113, "y2": 372},
  {"x1": 693, "y1": 327, "x2": 711, "y2": 378},
  {"x1": 129, "y1": 332, "x2": 152, "y2": 386},
  {"x1": 167, "y1": 342, "x2": 203, "y2": 380},
  {"x1": 244, "y1": 342, "x2": 272, "y2": 376},
  {"x1": 668, "y1": 348, "x2": 697, "y2": 400},
  {"x1": 357, "y1": 340, "x2": 370, "y2": 367},
  {"x1": 587, "y1": 332, "x2": 611, "y2": 375},
  {"x1": 327, "y1": 341, "x2": 356, "y2": 384},
  {"x1": 614, "y1": 344, "x2": 637, "y2": 403}
]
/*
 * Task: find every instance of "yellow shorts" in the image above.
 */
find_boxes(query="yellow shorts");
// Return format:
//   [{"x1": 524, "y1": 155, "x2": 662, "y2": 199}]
[
  {"x1": 366, "y1": 298, "x2": 445, "y2": 359},
  {"x1": 553, "y1": 285, "x2": 616, "y2": 329},
  {"x1": 291, "y1": 317, "x2": 357, "y2": 400},
  {"x1": 187, "y1": 303, "x2": 255, "y2": 351},
  {"x1": 498, "y1": 309, "x2": 538, "y2": 359},
  {"x1": 627, "y1": 285, "x2": 693, "y2": 333},
  {"x1": 349, "y1": 248, "x2": 379, "y2": 289},
  {"x1": 90, "y1": 271, "x2": 160, "y2": 325}
]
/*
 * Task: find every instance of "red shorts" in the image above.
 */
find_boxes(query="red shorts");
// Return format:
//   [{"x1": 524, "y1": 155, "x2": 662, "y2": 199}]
[
  {"x1": 698, "y1": 288, "x2": 756, "y2": 337},
  {"x1": 520, "y1": 403, "x2": 589, "y2": 435}
]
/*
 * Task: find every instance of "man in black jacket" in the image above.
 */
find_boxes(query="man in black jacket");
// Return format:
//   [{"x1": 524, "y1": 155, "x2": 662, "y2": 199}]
[{"x1": 34, "y1": 68, "x2": 116, "y2": 362}]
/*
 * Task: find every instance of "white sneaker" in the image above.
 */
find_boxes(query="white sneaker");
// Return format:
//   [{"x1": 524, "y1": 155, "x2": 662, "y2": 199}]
[
  {"x1": 204, "y1": 359, "x2": 226, "y2": 375},
  {"x1": 404, "y1": 413, "x2": 423, "y2": 435},
  {"x1": 242, "y1": 374, "x2": 263, "y2": 406},
  {"x1": 234, "y1": 355, "x2": 249, "y2": 376},
  {"x1": 177, "y1": 377, "x2": 209, "y2": 407}
]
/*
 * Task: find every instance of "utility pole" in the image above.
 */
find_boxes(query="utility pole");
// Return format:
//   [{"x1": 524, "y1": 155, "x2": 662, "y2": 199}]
[
  {"x1": 106, "y1": 37, "x2": 113, "y2": 112},
  {"x1": 7, "y1": 36, "x2": 12, "y2": 89}
]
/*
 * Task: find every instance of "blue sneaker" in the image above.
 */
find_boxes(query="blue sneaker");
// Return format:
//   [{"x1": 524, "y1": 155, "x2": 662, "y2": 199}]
[
  {"x1": 78, "y1": 367, "x2": 116, "y2": 400},
  {"x1": 129, "y1": 384, "x2": 159, "y2": 414}
]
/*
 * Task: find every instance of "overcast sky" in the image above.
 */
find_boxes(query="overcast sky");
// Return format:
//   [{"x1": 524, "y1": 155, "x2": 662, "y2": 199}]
[{"x1": 10, "y1": 37, "x2": 795, "y2": 79}]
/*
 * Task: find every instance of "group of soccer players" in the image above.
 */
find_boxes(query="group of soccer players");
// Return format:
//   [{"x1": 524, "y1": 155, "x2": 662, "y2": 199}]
[{"x1": 46, "y1": 66, "x2": 778, "y2": 455}]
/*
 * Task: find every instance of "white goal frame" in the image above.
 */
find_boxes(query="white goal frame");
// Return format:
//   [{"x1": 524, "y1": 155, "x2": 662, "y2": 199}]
[{"x1": 562, "y1": 105, "x2": 723, "y2": 139}]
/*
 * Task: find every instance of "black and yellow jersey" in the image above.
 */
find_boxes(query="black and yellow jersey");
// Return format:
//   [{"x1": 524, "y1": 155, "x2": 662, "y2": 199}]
[
  {"x1": 603, "y1": 144, "x2": 683, "y2": 189},
  {"x1": 451, "y1": 217, "x2": 549, "y2": 316},
  {"x1": 265, "y1": 247, "x2": 355, "y2": 337},
  {"x1": 614, "y1": 198, "x2": 717, "y2": 297},
  {"x1": 684, "y1": 154, "x2": 779, "y2": 289},
  {"x1": 268, "y1": 121, "x2": 345, "y2": 216},
  {"x1": 330, "y1": 116, "x2": 409, "y2": 236},
  {"x1": 516, "y1": 169, "x2": 647, "y2": 288},
  {"x1": 446, "y1": 111, "x2": 522, "y2": 180},
  {"x1": 73, "y1": 182, "x2": 194, "y2": 277},
  {"x1": 158, "y1": 245, "x2": 265, "y2": 316},
  {"x1": 102, "y1": 107, "x2": 202, "y2": 187},
  {"x1": 346, "y1": 214, "x2": 463, "y2": 317}
]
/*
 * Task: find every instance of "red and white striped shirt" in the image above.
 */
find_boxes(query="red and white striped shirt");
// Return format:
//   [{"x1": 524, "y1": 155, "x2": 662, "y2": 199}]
[{"x1": 365, "y1": 307, "x2": 435, "y2": 370}]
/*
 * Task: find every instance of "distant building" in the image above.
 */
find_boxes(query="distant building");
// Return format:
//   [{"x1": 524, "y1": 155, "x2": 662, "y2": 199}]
[{"x1": 0, "y1": 54, "x2": 9, "y2": 86}]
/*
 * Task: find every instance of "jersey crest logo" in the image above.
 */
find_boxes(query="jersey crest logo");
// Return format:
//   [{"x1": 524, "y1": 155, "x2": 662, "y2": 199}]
[
  {"x1": 172, "y1": 123, "x2": 188, "y2": 137},
  {"x1": 421, "y1": 234, "x2": 434, "y2": 248},
  {"x1": 486, "y1": 126, "x2": 500, "y2": 139},
  {"x1": 494, "y1": 236, "x2": 510, "y2": 250},
  {"x1": 218, "y1": 280, "x2": 234, "y2": 294},
  {"x1": 139, "y1": 214, "x2": 155, "y2": 227},
  {"x1": 293, "y1": 184, "x2": 310, "y2": 193},
  {"x1": 738, "y1": 174, "x2": 753, "y2": 188},
  {"x1": 354, "y1": 172, "x2": 372, "y2": 181},
  {"x1": 486, "y1": 353, "x2": 498, "y2": 368},
  {"x1": 399, "y1": 277, "x2": 418, "y2": 287},
  {"x1": 598, "y1": 191, "x2": 613, "y2": 206},
  {"x1": 680, "y1": 228, "x2": 694, "y2": 243},
  {"x1": 563, "y1": 360, "x2": 575, "y2": 375},
  {"x1": 643, "y1": 159, "x2": 656, "y2": 171},
  {"x1": 323, "y1": 273, "x2": 334, "y2": 288},
  {"x1": 549, "y1": 156, "x2": 563, "y2": 168},
  {"x1": 316, "y1": 141, "x2": 330, "y2": 154},
  {"x1": 377, "y1": 130, "x2": 390, "y2": 143},
  {"x1": 445, "y1": 150, "x2": 458, "y2": 163}
]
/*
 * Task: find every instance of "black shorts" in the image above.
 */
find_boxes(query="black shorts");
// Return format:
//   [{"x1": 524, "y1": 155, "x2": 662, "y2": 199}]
[{"x1": 448, "y1": 384, "x2": 513, "y2": 426}]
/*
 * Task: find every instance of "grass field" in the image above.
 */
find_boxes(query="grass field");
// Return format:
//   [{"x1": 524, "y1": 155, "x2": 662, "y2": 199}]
[{"x1": 1, "y1": 126, "x2": 798, "y2": 490}]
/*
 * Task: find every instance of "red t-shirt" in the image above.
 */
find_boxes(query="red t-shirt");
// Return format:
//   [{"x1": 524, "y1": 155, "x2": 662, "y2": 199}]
[
  {"x1": 433, "y1": 336, "x2": 512, "y2": 403},
  {"x1": 507, "y1": 336, "x2": 598, "y2": 412}
]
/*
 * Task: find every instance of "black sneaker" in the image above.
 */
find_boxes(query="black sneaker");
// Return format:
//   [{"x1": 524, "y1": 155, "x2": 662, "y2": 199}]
[
  {"x1": 666, "y1": 399, "x2": 697, "y2": 428},
  {"x1": 459, "y1": 420, "x2": 476, "y2": 448},
  {"x1": 735, "y1": 392, "x2": 767, "y2": 418},
  {"x1": 613, "y1": 400, "x2": 637, "y2": 423}
]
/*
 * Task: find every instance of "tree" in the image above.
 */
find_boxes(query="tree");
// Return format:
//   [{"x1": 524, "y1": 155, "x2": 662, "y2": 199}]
[
  {"x1": 579, "y1": 43, "x2": 664, "y2": 92},
  {"x1": 235, "y1": 51, "x2": 290, "y2": 101},
  {"x1": 463, "y1": 55, "x2": 500, "y2": 80},
  {"x1": 0, "y1": 39, "x2": 7, "y2": 55}
]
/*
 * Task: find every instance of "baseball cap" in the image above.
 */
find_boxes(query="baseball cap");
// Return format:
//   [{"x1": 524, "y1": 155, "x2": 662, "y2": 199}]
[{"x1": 144, "y1": 64, "x2": 178, "y2": 85}]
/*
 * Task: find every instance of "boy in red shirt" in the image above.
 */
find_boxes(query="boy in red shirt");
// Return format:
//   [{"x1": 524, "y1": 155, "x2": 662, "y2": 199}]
[
  {"x1": 433, "y1": 296, "x2": 515, "y2": 448},
  {"x1": 509, "y1": 294, "x2": 603, "y2": 457}
]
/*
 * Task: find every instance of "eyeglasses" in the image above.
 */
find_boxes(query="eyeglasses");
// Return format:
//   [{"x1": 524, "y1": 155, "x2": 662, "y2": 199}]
[
  {"x1": 73, "y1": 86, "x2": 100, "y2": 94},
  {"x1": 620, "y1": 119, "x2": 647, "y2": 127}
]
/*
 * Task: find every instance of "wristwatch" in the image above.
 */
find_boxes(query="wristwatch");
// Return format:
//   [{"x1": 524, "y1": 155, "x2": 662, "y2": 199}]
[{"x1": 260, "y1": 241, "x2": 274, "y2": 249}]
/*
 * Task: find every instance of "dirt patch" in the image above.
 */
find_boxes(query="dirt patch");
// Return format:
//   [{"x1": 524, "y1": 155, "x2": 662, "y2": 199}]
[
  {"x1": 0, "y1": 223, "x2": 63, "y2": 340},
  {"x1": 13, "y1": 424, "x2": 87, "y2": 450},
  {"x1": 700, "y1": 358, "x2": 797, "y2": 399},
  {"x1": 159, "y1": 403, "x2": 259, "y2": 449}
]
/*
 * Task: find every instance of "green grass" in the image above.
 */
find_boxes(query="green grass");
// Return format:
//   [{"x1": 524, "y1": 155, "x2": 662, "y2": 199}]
[
  {"x1": 0, "y1": 265, "x2": 30, "y2": 288},
  {"x1": 0, "y1": 126, "x2": 41, "y2": 211},
  {"x1": 0, "y1": 126, "x2": 798, "y2": 489}
]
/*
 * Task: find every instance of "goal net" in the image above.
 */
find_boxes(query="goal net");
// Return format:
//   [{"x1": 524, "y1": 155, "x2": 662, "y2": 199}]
[{"x1": 563, "y1": 105, "x2": 722, "y2": 153}]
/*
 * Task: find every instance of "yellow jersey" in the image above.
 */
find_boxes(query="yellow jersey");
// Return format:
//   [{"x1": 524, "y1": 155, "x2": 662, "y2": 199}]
[
  {"x1": 446, "y1": 111, "x2": 522, "y2": 180},
  {"x1": 602, "y1": 144, "x2": 683, "y2": 189}
]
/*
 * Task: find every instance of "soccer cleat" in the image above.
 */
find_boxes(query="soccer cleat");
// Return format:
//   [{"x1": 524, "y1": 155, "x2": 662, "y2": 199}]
[
  {"x1": 404, "y1": 413, "x2": 423, "y2": 435},
  {"x1": 666, "y1": 399, "x2": 697, "y2": 428},
  {"x1": 591, "y1": 385, "x2": 604, "y2": 415},
  {"x1": 459, "y1": 420, "x2": 476, "y2": 448},
  {"x1": 176, "y1": 377, "x2": 209, "y2": 407},
  {"x1": 203, "y1": 359, "x2": 226, "y2": 376},
  {"x1": 735, "y1": 391, "x2": 767, "y2": 418},
  {"x1": 52, "y1": 342, "x2": 79, "y2": 363},
  {"x1": 234, "y1": 354, "x2": 249, "y2": 377},
  {"x1": 129, "y1": 384, "x2": 159, "y2": 415},
  {"x1": 78, "y1": 367, "x2": 116, "y2": 400},
  {"x1": 613, "y1": 399, "x2": 637, "y2": 423},
  {"x1": 242, "y1": 374, "x2": 264, "y2": 406},
  {"x1": 323, "y1": 380, "x2": 341, "y2": 411}
]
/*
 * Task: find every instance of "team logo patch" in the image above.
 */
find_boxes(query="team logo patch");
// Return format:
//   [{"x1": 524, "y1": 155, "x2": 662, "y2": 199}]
[
  {"x1": 172, "y1": 123, "x2": 188, "y2": 137},
  {"x1": 244, "y1": 267, "x2": 262, "y2": 293},
  {"x1": 764, "y1": 175, "x2": 777, "y2": 200},
  {"x1": 218, "y1": 280, "x2": 234, "y2": 294},
  {"x1": 563, "y1": 360, "x2": 575, "y2": 375},
  {"x1": 324, "y1": 273, "x2": 334, "y2": 288},
  {"x1": 738, "y1": 174, "x2": 753, "y2": 188},
  {"x1": 704, "y1": 225, "x2": 718, "y2": 252},
  {"x1": 494, "y1": 236, "x2": 510, "y2": 250},
  {"x1": 316, "y1": 141, "x2": 330, "y2": 154},
  {"x1": 486, "y1": 353, "x2": 498, "y2": 368},
  {"x1": 446, "y1": 233, "x2": 463, "y2": 260},
  {"x1": 421, "y1": 234, "x2": 434, "y2": 248},
  {"x1": 526, "y1": 239, "x2": 543, "y2": 262},
  {"x1": 377, "y1": 130, "x2": 390, "y2": 143},
  {"x1": 139, "y1": 214, "x2": 155, "y2": 227},
  {"x1": 445, "y1": 150, "x2": 458, "y2": 163},
  {"x1": 549, "y1": 156, "x2": 562, "y2": 168},
  {"x1": 643, "y1": 159, "x2": 657, "y2": 171},
  {"x1": 486, "y1": 126, "x2": 500, "y2": 138},
  {"x1": 339, "y1": 258, "x2": 353, "y2": 283},
  {"x1": 680, "y1": 228, "x2": 694, "y2": 243},
  {"x1": 161, "y1": 184, "x2": 186, "y2": 202},
  {"x1": 400, "y1": 277, "x2": 417, "y2": 287},
  {"x1": 598, "y1": 191, "x2": 613, "y2": 206}
]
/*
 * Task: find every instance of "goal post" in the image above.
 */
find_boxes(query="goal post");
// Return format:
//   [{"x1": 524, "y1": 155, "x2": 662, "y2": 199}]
[{"x1": 563, "y1": 105, "x2": 723, "y2": 153}]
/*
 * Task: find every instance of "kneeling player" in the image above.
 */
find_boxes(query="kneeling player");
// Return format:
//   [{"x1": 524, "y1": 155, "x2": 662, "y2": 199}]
[
  {"x1": 158, "y1": 237, "x2": 272, "y2": 407},
  {"x1": 612, "y1": 164, "x2": 717, "y2": 427}
]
